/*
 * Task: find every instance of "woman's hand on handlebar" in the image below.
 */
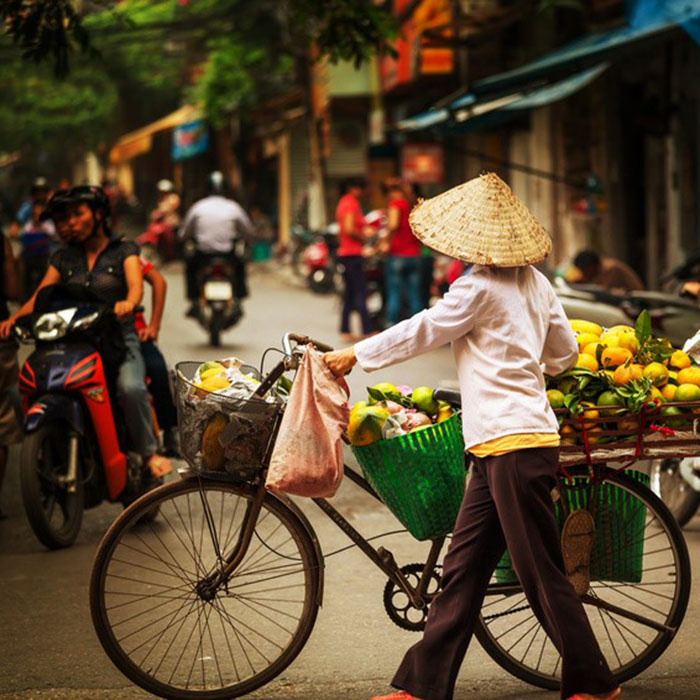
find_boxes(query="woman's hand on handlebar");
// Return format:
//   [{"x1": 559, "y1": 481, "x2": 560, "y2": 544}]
[
  {"x1": 114, "y1": 300, "x2": 135, "y2": 318},
  {"x1": 323, "y1": 346, "x2": 357, "y2": 378},
  {"x1": 0, "y1": 317, "x2": 15, "y2": 340}
]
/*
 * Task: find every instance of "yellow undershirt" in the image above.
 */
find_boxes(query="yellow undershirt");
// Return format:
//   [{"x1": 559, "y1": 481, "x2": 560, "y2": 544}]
[{"x1": 469, "y1": 433, "x2": 561, "y2": 458}]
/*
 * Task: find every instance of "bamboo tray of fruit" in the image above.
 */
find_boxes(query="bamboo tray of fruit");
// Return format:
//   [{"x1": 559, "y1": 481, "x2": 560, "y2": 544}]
[{"x1": 549, "y1": 313, "x2": 700, "y2": 465}]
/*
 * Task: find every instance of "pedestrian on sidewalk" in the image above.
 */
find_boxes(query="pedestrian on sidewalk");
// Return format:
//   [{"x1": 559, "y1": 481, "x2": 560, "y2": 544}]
[
  {"x1": 336, "y1": 178, "x2": 374, "y2": 343},
  {"x1": 380, "y1": 178, "x2": 423, "y2": 326},
  {"x1": 323, "y1": 173, "x2": 620, "y2": 700},
  {"x1": 0, "y1": 232, "x2": 22, "y2": 518}
]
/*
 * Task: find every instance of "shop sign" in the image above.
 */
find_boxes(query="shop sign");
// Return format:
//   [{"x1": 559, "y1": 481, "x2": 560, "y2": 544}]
[
  {"x1": 172, "y1": 120, "x2": 210, "y2": 161},
  {"x1": 401, "y1": 143, "x2": 444, "y2": 183}
]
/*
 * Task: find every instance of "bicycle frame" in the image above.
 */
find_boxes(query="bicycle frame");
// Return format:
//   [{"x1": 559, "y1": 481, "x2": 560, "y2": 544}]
[{"x1": 195, "y1": 332, "x2": 523, "y2": 608}]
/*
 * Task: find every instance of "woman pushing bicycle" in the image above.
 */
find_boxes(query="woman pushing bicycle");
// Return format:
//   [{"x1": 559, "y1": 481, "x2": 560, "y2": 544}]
[{"x1": 324, "y1": 173, "x2": 621, "y2": 700}]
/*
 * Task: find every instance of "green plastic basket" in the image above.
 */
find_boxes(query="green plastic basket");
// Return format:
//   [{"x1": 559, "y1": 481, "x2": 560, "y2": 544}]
[
  {"x1": 495, "y1": 470, "x2": 648, "y2": 584},
  {"x1": 351, "y1": 413, "x2": 467, "y2": 541}
]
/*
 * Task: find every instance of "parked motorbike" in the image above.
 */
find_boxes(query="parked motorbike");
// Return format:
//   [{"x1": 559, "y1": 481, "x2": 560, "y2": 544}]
[
  {"x1": 193, "y1": 248, "x2": 244, "y2": 347},
  {"x1": 302, "y1": 229, "x2": 341, "y2": 294},
  {"x1": 14, "y1": 288, "x2": 161, "y2": 549},
  {"x1": 552, "y1": 277, "x2": 700, "y2": 348},
  {"x1": 647, "y1": 457, "x2": 700, "y2": 527}
]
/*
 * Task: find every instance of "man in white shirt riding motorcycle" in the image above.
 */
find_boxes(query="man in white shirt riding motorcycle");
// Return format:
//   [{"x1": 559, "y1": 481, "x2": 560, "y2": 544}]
[{"x1": 180, "y1": 171, "x2": 253, "y2": 318}]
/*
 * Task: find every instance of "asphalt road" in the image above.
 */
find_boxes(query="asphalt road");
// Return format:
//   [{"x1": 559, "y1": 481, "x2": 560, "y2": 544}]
[{"x1": 1, "y1": 262, "x2": 700, "y2": 700}]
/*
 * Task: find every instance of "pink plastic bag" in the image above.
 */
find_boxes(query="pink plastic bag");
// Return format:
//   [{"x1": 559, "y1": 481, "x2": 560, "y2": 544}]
[{"x1": 266, "y1": 346, "x2": 350, "y2": 497}]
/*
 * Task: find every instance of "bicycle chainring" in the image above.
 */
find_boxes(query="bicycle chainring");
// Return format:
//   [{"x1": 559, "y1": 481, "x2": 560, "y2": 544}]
[{"x1": 383, "y1": 562, "x2": 442, "y2": 632}]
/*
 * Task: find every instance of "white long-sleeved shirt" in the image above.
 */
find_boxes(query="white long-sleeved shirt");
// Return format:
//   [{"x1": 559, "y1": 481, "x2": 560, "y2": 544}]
[
  {"x1": 179, "y1": 195, "x2": 253, "y2": 253},
  {"x1": 354, "y1": 265, "x2": 578, "y2": 451}
]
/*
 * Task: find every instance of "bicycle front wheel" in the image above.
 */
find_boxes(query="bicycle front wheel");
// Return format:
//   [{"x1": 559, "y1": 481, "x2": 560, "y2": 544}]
[
  {"x1": 475, "y1": 466, "x2": 691, "y2": 690},
  {"x1": 90, "y1": 477, "x2": 322, "y2": 699}
]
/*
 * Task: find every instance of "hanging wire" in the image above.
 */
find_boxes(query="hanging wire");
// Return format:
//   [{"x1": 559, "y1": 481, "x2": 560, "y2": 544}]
[{"x1": 450, "y1": 143, "x2": 591, "y2": 191}]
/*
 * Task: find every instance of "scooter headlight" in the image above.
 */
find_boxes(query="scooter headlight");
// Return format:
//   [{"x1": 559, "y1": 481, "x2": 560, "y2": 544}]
[
  {"x1": 34, "y1": 312, "x2": 70, "y2": 341},
  {"x1": 72, "y1": 311, "x2": 100, "y2": 331}
]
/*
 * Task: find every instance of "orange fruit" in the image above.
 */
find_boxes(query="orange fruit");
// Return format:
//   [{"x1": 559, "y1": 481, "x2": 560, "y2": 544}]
[
  {"x1": 674, "y1": 383, "x2": 700, "y2": 403},
  {"x1": 669, "y1": 350, "x2": 691, "y2": 370},
  {"x1": 676, "y1": 367, "x2": 700, "y2": 387},
  {"x1": 582, "y1": 342, "x2": 605, "y2": 358},
  {"x1": 661, "y1": 384, "x2": 677, "y2": 402},
  {"x1": 560, "y1": 424, "x2": 576, "y2": 445},
  {"x1": 601, "y1": 347, "x2": 633, "y2": 369},
  {"x1": 614, "y1": 333, "x2": 639, "y2": 354},
  {"x1": 643, "y1": 362, "x2": 669, "y2": 387},
  {"x1": 570, "y1": 320, "x2": 602, "y2": 336},
  {"x1": 618, "y1": 416, "x2": 639, "y2": 432},
  {"x1": 576, "y1": 353, "x2": 599, "y2": 372},
  {"x1": 577, "y1": 333, "x2": 601, "y2": 352},
  {"x1": 586, "y1": 426, "x2": 603, "y2": 445},
  {"x1": 607, "y1": 325, "x2": 635, "y2": 335},
  {"x1": 613, "y1": 363, "x2": 644, "y2": 385}
]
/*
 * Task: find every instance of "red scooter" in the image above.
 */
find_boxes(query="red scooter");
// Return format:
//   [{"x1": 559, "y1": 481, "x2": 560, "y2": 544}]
[
  {"x1": 14, "y1": 286, "x2": 161, "y2": 549},
  {"x1": 137, "y1": 218, "x2": 177, "y2": 263}
]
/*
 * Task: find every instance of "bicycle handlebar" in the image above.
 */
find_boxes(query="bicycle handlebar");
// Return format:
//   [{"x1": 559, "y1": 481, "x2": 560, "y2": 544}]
[{"x1": 282, "y1": 332, "x2": 334, "y2": 355}]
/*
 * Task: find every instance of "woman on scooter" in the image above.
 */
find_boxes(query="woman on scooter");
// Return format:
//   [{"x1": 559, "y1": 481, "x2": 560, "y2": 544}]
[{"x1": 0, "y1": 186, "x2": 171, "y2": 478}]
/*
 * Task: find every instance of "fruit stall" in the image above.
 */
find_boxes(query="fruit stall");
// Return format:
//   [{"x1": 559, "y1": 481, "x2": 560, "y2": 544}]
[{"x1": 549, "y1": 312, "x2": 700, "y2": 464}]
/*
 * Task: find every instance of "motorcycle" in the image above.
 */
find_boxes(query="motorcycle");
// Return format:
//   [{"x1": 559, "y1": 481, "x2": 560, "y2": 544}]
[
  {"x1": 136, "y1": 218, "x2": 177, "y2": 264},
  {"x1": 647, "y1": 457, "x2": 700, "y2": 527},
  {"x1": 14, "y1": 287, "x2": 161, "y2": 549},
  {"x1": 302, "y1": 229, "x2": 341, "y2": 294},
  {"x1": 193, "y1": 248, "x2": 244, "y2": 347},
  {"x1": 552, "y1": 277, "x2": 700, "y2": 348}
]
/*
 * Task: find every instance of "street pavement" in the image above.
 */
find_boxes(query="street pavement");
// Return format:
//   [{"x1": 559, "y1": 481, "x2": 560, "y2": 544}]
[{"x1": 1, "y1": 262, "x2": 700, "y2": 700}]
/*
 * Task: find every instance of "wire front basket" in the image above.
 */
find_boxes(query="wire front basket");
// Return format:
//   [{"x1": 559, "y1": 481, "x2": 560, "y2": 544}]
[{"x1": 175, "y1": 361, "x2": 283, "y2": 480}]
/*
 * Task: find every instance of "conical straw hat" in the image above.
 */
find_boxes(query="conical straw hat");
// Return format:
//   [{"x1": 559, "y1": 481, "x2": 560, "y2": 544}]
[{"x1": 408, "y1": 172, "x2": 552, "y2": 267}]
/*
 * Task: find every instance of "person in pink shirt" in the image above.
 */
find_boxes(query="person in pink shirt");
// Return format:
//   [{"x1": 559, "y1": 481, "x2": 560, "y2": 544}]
[
  {"x1": 380, "y1": 178, "x2": 423, "y2": 326},
  {"x1": 336, "y1": 178, "x2": 373, "y2": 342}
]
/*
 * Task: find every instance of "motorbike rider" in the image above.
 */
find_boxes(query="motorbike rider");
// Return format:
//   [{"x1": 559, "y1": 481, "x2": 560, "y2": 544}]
[
  {"x1": 180, "y1": 171, "x2": 252, "y2": 318},
  {"x1": 12, "y1": 176, "x2": 52, "y2": 232},
  {"x1": 152, "y1": 179, "x2": 181, "y2": 229},
  {"x1": 567, "y1": 249, "x2": 645, "y2": 293},
  {"x1": 0, "y1": 186, "x2": 171, "y2": 479}
]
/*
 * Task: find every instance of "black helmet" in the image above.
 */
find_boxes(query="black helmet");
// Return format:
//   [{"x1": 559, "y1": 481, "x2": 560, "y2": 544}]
[
  {"x1": 41, "y1": 185, "x2": 112, "y2": 233},
  {"x1": 40, "y1": 189, "x2": 72, "y2": 221}
]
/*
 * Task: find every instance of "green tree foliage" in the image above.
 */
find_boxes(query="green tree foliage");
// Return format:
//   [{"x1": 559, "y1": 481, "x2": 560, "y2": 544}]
[
  {"x1": 1, "y1": 1, "x2": 397, "y2": 125},
  {"x1": 0, "y1": 56, "x2": 117, "y2": 162}
]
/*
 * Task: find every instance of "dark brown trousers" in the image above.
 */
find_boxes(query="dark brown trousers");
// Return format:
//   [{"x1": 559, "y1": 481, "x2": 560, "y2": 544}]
[{"x1": 392, "y1": 447, "x2": 616, "y2": 700}]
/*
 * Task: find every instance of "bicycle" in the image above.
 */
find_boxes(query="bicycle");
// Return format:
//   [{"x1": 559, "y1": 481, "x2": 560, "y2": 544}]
[{"x1": 90, "y1": 332, "x2": 691, "y2": 699}]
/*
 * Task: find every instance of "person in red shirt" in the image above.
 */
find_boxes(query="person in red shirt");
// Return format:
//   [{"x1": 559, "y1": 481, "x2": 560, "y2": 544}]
[
  {"x1": 379, "y1": 178, "x2": 423, "y2": 326},
  {"x1": 336, "y1": 178, "x2": 374, "y2": 342}
]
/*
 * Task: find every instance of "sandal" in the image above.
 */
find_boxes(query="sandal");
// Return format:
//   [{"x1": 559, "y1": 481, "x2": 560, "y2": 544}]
[
  {"x1": 561, "y1": 508, "x2": 595, "y2": 596},
  {"x1": 567, "y1": 687, "x2": 621, "y2": 700},
  {"x1": 371, "y1": 693, "x2": 420, "y2": 700},
  {"x1": 147, "y1": 453, "x2": 172, "y2": 478}
]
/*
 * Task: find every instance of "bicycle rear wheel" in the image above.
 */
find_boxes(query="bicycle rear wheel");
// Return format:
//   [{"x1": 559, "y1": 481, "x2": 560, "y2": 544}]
[
  {"x1": 475, "y1": 466, "x2": 690, "y2": 690},
  {"x1": 90, "y1": 477, "x2": 322, "y2": 699}
]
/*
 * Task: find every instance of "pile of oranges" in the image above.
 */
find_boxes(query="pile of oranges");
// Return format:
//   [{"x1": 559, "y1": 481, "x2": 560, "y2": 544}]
[
  {"x1": 567, "y1": 319, "x2": 700, "y2": 402},
  {"x1": 547, "y1": 319, "x2": 700, "y2": 444}
]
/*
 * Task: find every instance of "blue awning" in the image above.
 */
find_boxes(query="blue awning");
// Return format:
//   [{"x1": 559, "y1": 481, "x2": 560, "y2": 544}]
[
  {"x1": 471, "y1": 17, "x2": 675, "y2": 97},
  {"x1": 397, "y1": 13, "x2": 679, "y2": 134},
  {"x1": 398, "y1": 64, "x2": 608, "y2": 133}
]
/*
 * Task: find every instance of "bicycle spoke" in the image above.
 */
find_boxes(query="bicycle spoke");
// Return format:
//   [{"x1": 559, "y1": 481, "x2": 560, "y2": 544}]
[
  {"x1": 203, "y1": 601, "x2": 225, "y2": 688},
  {"x1": 505, "y1": 617, "x2": 540, "y2": 655},
  {"x1": 118, "y1": 540, "x2": 198, "y2": 582},
  {"x1": 229, "y1": 595, "x2": 297, "y2": 635},
  {"x1": 597, "y1": 606, "x2": 621, "y2": 667}
]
